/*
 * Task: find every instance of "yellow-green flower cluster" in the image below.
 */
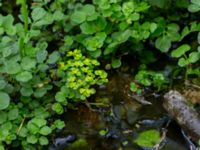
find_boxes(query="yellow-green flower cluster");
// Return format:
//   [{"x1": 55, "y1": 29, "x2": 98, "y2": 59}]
[{"x1": 58, "y1": 49, "x2": 108, "y2": 100}]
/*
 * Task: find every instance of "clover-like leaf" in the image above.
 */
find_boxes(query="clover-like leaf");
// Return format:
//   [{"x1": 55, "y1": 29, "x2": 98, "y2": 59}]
[
  {"x1": 0, "y1": 92, "x2": 10, "y2": 110},
  {"x1": 171, "y1": 44, "x2": 191, "y2": 58}
]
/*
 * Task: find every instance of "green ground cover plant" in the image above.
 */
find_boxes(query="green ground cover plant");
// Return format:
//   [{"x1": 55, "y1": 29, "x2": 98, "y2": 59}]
[{"x1": 0, "y1": 0, "x2": 200, "y2": 149}]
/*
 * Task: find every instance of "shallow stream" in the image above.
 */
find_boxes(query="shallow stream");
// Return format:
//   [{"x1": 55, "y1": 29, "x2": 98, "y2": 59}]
[{"x1": 48, "y1": 71, "x2": 193, "y2": 150}]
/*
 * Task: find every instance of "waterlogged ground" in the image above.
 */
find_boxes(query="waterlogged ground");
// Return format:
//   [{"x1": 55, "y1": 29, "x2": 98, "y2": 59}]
[{"x1": 48, "y1": 71, "x2": 192, "y2": 150}]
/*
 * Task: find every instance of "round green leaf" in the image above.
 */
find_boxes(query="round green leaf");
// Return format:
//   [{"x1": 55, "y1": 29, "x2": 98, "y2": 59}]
[
  {"x1": 52, "y1": 103, "x2": 64, "y2": 114},
  {"x1": 0, "y1": 92, "x2": 10, "y2": 110},
  {"x1": 21, "y1": 57, "x2": 36, "y2": 70},
  {"x1": 39, "y1": 136, "x2": 49, "y2": 145},
  {"x1": 32, "y1": 118, "x2": 47, "y2": 128},
  {"x1": 130, "y1": 13, "x2": 140, "y2": 21},
  {"x1": 31, "y1": 7, "x2": 46, "y2": 21},
  {"x1": 39, "y1": 126, "x2": 52, "y2": 135},
  {"x1": 8, "y1": 108, "x2": 18, "y2": 120},
  {"x1": 111, "y1": 59, "x2": 121, "y2": 68},
  {"x1": 20, "y1": 87, "x2": 33, "y2": 96},
  {"x1": 27, "y1": 135, "x2": 38, "y2": 144},
  {"x1": 188, "y1": 4, "x2": 200, "y2": 13},
  {"x1": 55, "y1": 91, "x2": 66, "y2": 103},
  {"x1": 155, "y1": 36, "x2": 171, "y2": 52},
  {"x1": 71, "y1": 11, "x2": 86, "y2": 24},
  {"x1": 0, "y1": 79, "x2": 6, "y2": 90},
  {"x1": 134, "y1": 129, "x2": 160, "y2": 147},
  {"x1": 5, "y1": 61, "x2": 21, "y2": 74},
  {"x1": 178, "y1": 57, "x2": 188, "y2": 67},
  {"x1": 188, "y1": 52, "x2": 200, "y2": 63},
  {"x1": 16, "y1": 71, "x2": 33, "y2": 82},
  {"x1": 82, "y1": 4, "x2": 95, "y2": 15},
  {"x1": 0, "y1": 111, "x2": 7, "y2": 124},
  {"x1": 47, "y1": 51, "x2": 60, "y2": 64}
]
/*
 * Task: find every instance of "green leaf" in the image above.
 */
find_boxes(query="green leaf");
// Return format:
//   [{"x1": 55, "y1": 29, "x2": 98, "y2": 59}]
[
  {"x1": 55, "y1": 91, "x2": 66, "y2": 103},
  {"x1": 16, "y1": 71, "x2": 33, "y2": 82},
  {"x1": 122, "y1": 2, "x2": 134, "y2": 16},
  {"x1": 188, "y1": 52, "x2": 200, "y2": 63},
  {"x1": 27, "y1": 135, "x2": 38, "y2": 144},
  {"x1": 27, "y1": 123, "x2": 40, "y2": 134},
  {"x1": 80, "y1": 17, "x2": 107, "y2": 34},
  {"x1": 34, "y1": 87, "x2": 47, "y2": 98},
  {"x1": 0, "y1": 111, "x2": 7, "y2": 124},
  {"x1": 150, "y1": 23, "x2": 157, "y2": 33},
  {"x1": 99, "y1": 129, "x2": 108, "y2": 136},
  {"x1": 31, "y1": 118, "x2": 47, "y2": 128},
  {"x1": 171, "y1": 44, "x2": 191, "y2": 58},
  {"x1": 178, "y1": 57, "x2": 188, "y2": 67},
  {"x1": 39, "y1": 126, "x2": 52, "y2": 135},
  {"x1": 0, "y1": 79, "x2": 6, "y2": 90},
  {"x1": 52, "y1": 103, "x2": 64, "y2": 114},
  {"x1": 129, "y1": 13, "x2": 140, "y2": 21},
  {"x1": 111, "y1": 59, "x2": 121, "y2": 68},
  {"x1": 47, "y1": 51, "x2": 60, "y2": 64},
  {"x1": 53, "y1": 120, "x2": 65, "y2": 129},
  {"x1": 188, "y1": 4, "x2": 200, "y2": 13},
  {"x1": 0, "y1": 92, "x2": 10, "y2": 110},
  {"x1": 155, "y1": 36, "x2": 171, "y2": 52},
  {"x1": 5, "y1": 61, "x2": 21, "y2": 75},
  {"x1": 53, "y1": 10, "x2": 64, "y2": 21},
  {"x1": 82, "y1": 4, "x2": 96, "y2": 16},
  {"x1": 36, "y1": 50, "x2": 48, "y2": 63},
  {"x1": 134, "y1": 129, "x2": 160, "y2": 147},
  {"x1": 21, "y1": 57, "x2": 36, "y2": 70},
  {"x1": 71, "y1": 11, "x2": 86, "y2": 24},
  {"x1": 31, "y1": 7, "x2": 47, "y2": 21},
  {"x1": 39, "y1": 136, "x2": 49, "y2": 145},
  {"x1": 20, "y1": 87, "x2": 33, "y2": 96},
  {"x1": 18, "y1": 127, "x2": 28, "y2": 137},
  {"x1": 8, "y1": 108, "x2": 18, "y2": 120}
]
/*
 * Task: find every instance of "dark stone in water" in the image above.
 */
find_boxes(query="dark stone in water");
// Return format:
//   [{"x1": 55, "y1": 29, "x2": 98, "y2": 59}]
[{"x1": 48, "y1": 134, "x2": 76, "y2": 150}]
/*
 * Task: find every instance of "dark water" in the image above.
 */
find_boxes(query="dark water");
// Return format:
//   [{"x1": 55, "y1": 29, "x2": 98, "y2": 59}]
[{"x1": 48, "y1": 72, "x2": 190, "y2": 150}]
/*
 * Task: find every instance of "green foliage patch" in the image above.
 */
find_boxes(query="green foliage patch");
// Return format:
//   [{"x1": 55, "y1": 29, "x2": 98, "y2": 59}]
[{"x1": 0, "y1": 0, "x2": 200, "y2": 149}]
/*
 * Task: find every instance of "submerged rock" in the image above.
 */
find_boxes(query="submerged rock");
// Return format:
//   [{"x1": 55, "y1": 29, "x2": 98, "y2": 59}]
[{"x1": 163, "y1": 90, "x2": 200, "y2": 141}]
